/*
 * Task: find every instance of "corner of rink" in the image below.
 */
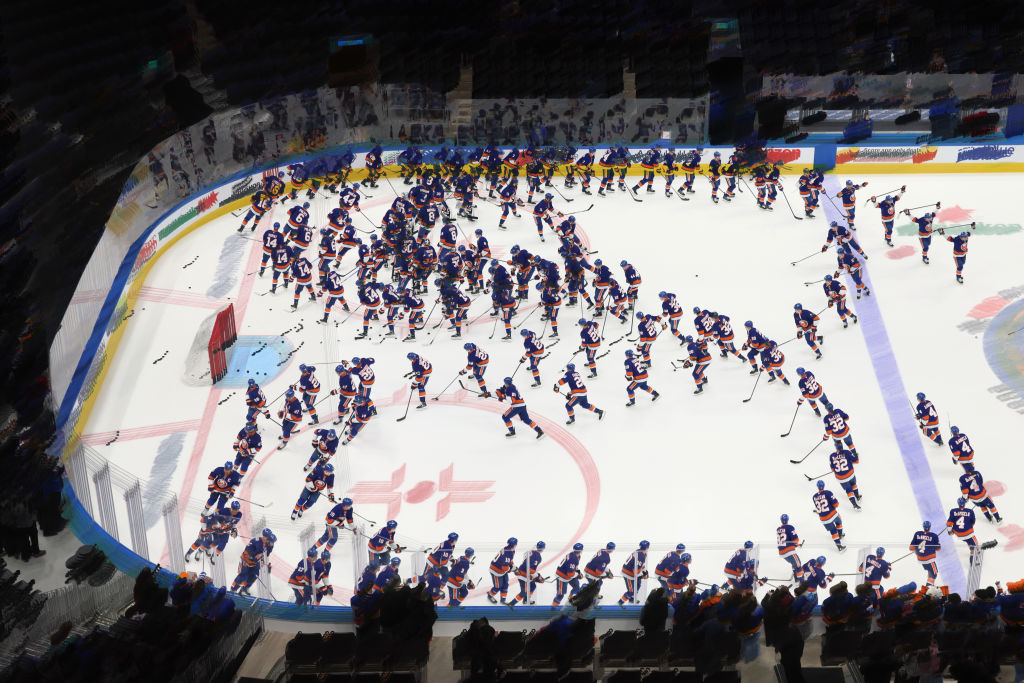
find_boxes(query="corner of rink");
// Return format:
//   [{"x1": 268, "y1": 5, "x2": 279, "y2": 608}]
[{"x1": 74, "y1": 155, "x2": 1024, "y2": 608}]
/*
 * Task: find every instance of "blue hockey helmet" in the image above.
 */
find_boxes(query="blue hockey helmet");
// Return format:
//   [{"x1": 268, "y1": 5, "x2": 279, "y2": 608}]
[
  {"x1": 390, "y1": 556, "x2": 401, "y2": 566},
  {"x1": 594, "y1": 258, "x2": 603, "y2": 266},
  {"x1": 885, "y1": 195, "x2": 894, "y2": 202},
  {"x1": 830, "y1": 221, "x2": 838, "y2": 227},
  {"x1": 247, "y1": 378, "x2": 256, "y2": 386},
  {"x1": 636, "y1": 311, "x2": 645, "y2": 320},
  {"x1": 658, "y1": 291, "x2": 668, "y2": 298},
  {"x1": 406, "y1": 352, "x2": 418, "y2": 361},
  {"x1": 510, "y1": 244, "x2": 520, "y2": 254},
  {"x1": 951, "y1": 426, "x2": 959, "y2": 435},
  {"x1": 285, "y1": 389, "x2": 295, "y2": 398},
  {"x1": 780, "y1": 514, "x2": 789, "y2": 524},
  {"x1": 573, "y1": 542, "x2": 584, "y2": 552},
  {"x1": 639, "y1": 540, "x2": 650, "y2": 550},
  {"x1": 960, "y1": 231, "x2": 970, "y2": 238},
  {"x1": 307, "y1": 547, "x2": 318, "y2": 557},
  {"x1": 323, "y1": 463, "x2": 334, "y2": 473},
  {"x1": 816, "y1": 480, "x2": 825, "y2": 490},
  {"x1": 352, "y1": 394, "x2": 367, "y2": 405},
  {"x1": 744, "y1": 320, "x2": 753, "y2": 328},
  {"x1": 507, "y1": 537, "x2": 518, "y2": 547},
  {"x1": 448, "y1": 532, "x2": 459, "y2": 543},
  {"x1": 957, "y1": 497, "x2": 967, "y2": 507},
  {"x1": 713, "y1": 151, "x2": 721, "y2": 158},
  {"x1": 922, "y1": 520, "x2": 931, "y2": 531},
  {"x1": 223, "y1": 461, "x2": 233, "y2": 470},
  {"x1": 302, "y1": 202, "x2": 310, "y2": 209},
  {"x1": 520, "y1": 328, "x2": 530, "y2": 337},
  {"x1": 625, "y1": 349, "x2": 634, "y2": 358},
  {"x1": 274, "y1": 222, "x2": 281, "y2": 229},
  {"x1": 876, "y1": 547, "x2": 885, "y2": 557},
  {"x1": 464, "y1": 547, "x2": 475, "y2": 557},
  {"x1": 386, "y1": 520, "x2": 398, "y2": 529},
  {"x1": 536, "y1": 541, "x2": 546, "y2": 550},
  {"x1": 681, "y1": 553, "x2": 692, "y2": 563},
  {"x1": 916, "y1": 392, "x2": 926, "y2": 401},
  {"x1": 745, "y1": 559, "x2": 755, "y2": 569},
  {"x1": 341, "y1": 497, "x2": 352, "y2": 506},
  {"x1": 351, "y1": 356, "x2": 361, "y2": 365},
  {"x1": 231, "y1": 500, "x2": 241, "y2": 510},
  {"x1": 824, "y1": 274, "x2": 833, "y2": 282},
  {"x1": 744, "y1": 540, "x2": 754, "y2": 549},
  {"x1": 578, "y1": 318, "x2": 587, "y2": 325},
  {"x1": 352, "y1": 183, "x2": 360, "y2": 189},
  {"x1": 796, "y1": 367, "x2": 806, "y2": 376},
  {"x1": 816, "y1": 556, "x2": 827, "y2": 566},
  {"x1": 794, "y1": 303, "x2": 803, "y2": 310},
  {"x1": 566, "y1": 363, "x2": 576, "y2": 372},
  {"x1": 845, "y1": 179, "x2": 853, "y2": 186},
  {"x1": 464, "y1": 342, "x2": 475, "y2": 351},
  {"x1": 684, "y1": 335, "x2": 693, "y2": 343},
  {"x1": 620, "y1": 260, "x2": 628, "y2": 267},
  {"x1": 245, "y1": 422, "x2": 256, "y2": 432},
  {"x1": 545, "y1": 193, "x2": 553, "y2": 200},
  {"x1": 474, "y1": 228, "x2": 483, "y2": 235},
  {"x1": 606, "y1": 542, "x2": 616, "y2": 551},
  {"x1": 676, "y1": 543, "x2": 686, "y2": 552},
  {"x1": 588, "y1": 148, "x2": 596, "y2": 154},
  {"x1": 321, "y1": 550, "x2": 331, "y2": 560},
  {"x1": 503, "y1": 376, "x2": 513, "y2": 385},
  {"x1": 568, "y1": 216, "x2": 576, "y2": 223},
  {"x1": 692, "y1": 306, "x2": 701, "y2": 314}
]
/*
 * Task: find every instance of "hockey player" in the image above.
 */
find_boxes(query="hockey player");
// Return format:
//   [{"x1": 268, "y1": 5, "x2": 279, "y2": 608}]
[
  {"x1": 682, "y1": 335, "x2": 712, "y2": 394},
  {"x1": 797, "y1": 171, "x2": 814, "y2": 217},
  {"x1": 532, "y1": 193, "x2": 558, "y2": 240},
  {"x1": 319, "y1": 269, "x2": 350, "y2": 323},
  {"x1": 502, "y1": 542, "x2": 546, "y2": 610},
  {"x1": 666, "y1": 554, "x2": 694, "y2": 598},
  {"x1": 960, "y1": 469, "x2": 1003, "y2": 523},
  {"x1": 487, "y1": 538, "x2": 519, "y2": 604},
  {"x1": 823, "y1": 274, "x2": 857, "y2": 327},
  {"x1": 259, "y1": 223, "x2": 286, "y2": 277},
  {"x1": 624, "y1": 349, "x2": 659, "y2": 405},
  {"x1": 276, "y1": 389, "x2": 304, "y2": 449},
  {"x1": 823, "y1": 406, "x2": 858, "y2": 455},
  {"x1": 350, "y1": 356, "x2": 375, "y2": 401},
  {"x1": 795, "y1": 368, "x2": 833, "y2": 416},
  {"x1": 577, "y1": 318, "x2": 602, "y2": 376},
  {"x1": 708, "y1": 151, "x2": 722, "y2": 202},
  {"x1": 723, "y1": 541, "x2": 755, "y2": 588},
  {"x1": 269, "y1": 243, "x2": 295, "y2": 294},
  {"x1": 711, "y1": 312, "x2": 744, "y2": 360},
  {"x1": 555, "y1": 364, "x2": 605, "y2": 424},
  {"x1": 693, "y1": 307, "x2": 716, "y2": 343},
  {"x1": 446, "y1": 548, "x2": 476, "y2": 607},
  {"x1": 946, "y1": 498, "x2": 979, "y2": 564},
  {"x1": 875, "y1": 188, "x2": 905, "y2": 246},
  {"x1": 233, "y1": 422, "x2": 261, "y2": 475},
  {"x1": 289, "y1": 548, "x2": 317, "y2": 606},
  {"x1": 904, "y1": 209, "x2": 937, "y2": 264},
  {"x1": 495, "y1": 377, "x2": 545, "y2": 439},
  {"x1": 185, "y1": 511, "x2": 218, "y2": 563},
  {"x1": 654, "y1": 545, "x2": 687, "y2": 597},
  {"x1": 239, "y1": 189, "x2": 273, "y2": 233},
  {"x1": 338, "y1": 183, "x2": 362, "y2": 212},
  {"x1": 551, "y1": 543, "x2": 584, "y2": 607},
  {"x1": 835, "y1": 179, "x2": 868, "y2": 229},
  {"x1": 294, "y1": 365, "x2": 321, "y2": 425},
  {"x1": 939, "y1": 227, "x2": 972, "y2": 283},
  {"x1": 367, "y1": 520, "x2": 400, "y2": 569},
  {"x1": 776, "y1": 514, "x2": 804, "y2": 580},
  {"x1": 759, "y1": 340, "x2": 790, "y2": 385},
  {"x1": 230, "y1": 528, "x2": 275, "y2": 595},
  {"x1": 288, "y1": 253, "x2": 317, "y2": 311},
  {"x1": 722, "y1": 153, "x2": 739, "y2": 201},
  {"x1": 460, "y1": 342, "x2": 491, "y2": 397},
  {"x1": 742, "y1": 321, "x2": 770, "y2": 374},
  {"x1": 574, "y1": 148, "x2": 596, "y2": 194},
  {"x1": 342, "y1": 394, "x2": 374, "y2": 444},
  {"x1": 354, "y1": 284, "x2": 383, "y2": 339},
  {"x1": 858, "y1": 548, "x2": 891, "y2": 599},
  {"x1": 313, "y1": 549, "x2": 333, "y2": 606},
  {"x1": 374, "y1": 557, "x2": 402, "y2": 592},
  {"x1": 948, "y1": 426, "x2": 975, "y2": 471},
  {"x1": 634, "y1": 147, "x2": 660, "y2": 193},
  {"x1": 620, "y1": 260, "x2": 642, "y2": 309},
  {"x1": 634, "y1": 312, "x2": 662, "y2": 363},
  {"x1": 835, "y1": 247, "x2": 870, "y2": 299},
  {"x1": 401, "y1": 288, "x2": 425, "y2": 341},
  {"x1": 330, "y1": 363, "x2": 358, "y2": 424},
  {"x1": 407, "y1": 352, "x2": 432, "y2": 408},
  {"x1": 914, "y1": 392, "x2": 943, "y2": 446},
  {"x1": 204, "y1": 461, "x2": 241, "y2": 515},
  {"x1": 582, "y1": 542, "x2": 616, "y2": 603},
  {"x1": 799, "y1": 557, "x2": 834, "y2": 604},
  {"x1": 619, "y1": 541, "x2": 649, "y2": 606},
  {"x1": 793, "y1": 303, "x2": 823, "y2": 359},
  {"x1": 519, "y1": 329, "x2": 546, "y2": 387},
  {"x1": 662, "y1": 148, "x2": 677, "y2": 196},
  {"x1": 420, "y1": 532, "x2": 459, "y2": 583},
  {"x1": 244, "y1": 379, "x2": 269, "y2": 423},
  {"x1": 812, "y1": 480, "x2": 847, "y2": 551},
  {"x1": 315, "y1": 498, "x2": 354, "y2": 550},
  {"x1": 680, "y1": 148, "x2": 701, "y2": 194},
  {"x1": 597, "y1": 148, "x2": 616, "y2": 195},
  {"x1": 497, "y1": 179, "x2": 521, "y2": 229},
  {"x1": 829, "y1": 447, "x2": 862, "y2": 509},
  {"x1": 822, "y1": 221, "x2": 867, "y2": 260},
  {"x1": 291, "y1": 461, "x2": 335, "y2": 520},
  {"x1": 909, "y1": 521, "x2": 941, "y2": 588}
]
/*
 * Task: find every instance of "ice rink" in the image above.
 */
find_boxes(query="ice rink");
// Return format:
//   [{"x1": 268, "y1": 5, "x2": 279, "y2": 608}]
[{"x1": 77, "y1": 165, "x2": 1024, "y2": 607}]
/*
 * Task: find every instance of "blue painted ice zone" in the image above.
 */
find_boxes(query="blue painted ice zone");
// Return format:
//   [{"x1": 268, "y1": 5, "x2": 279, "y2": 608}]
[{"x1": 219, "y1": 335, "x2": 295, "y2": 388}]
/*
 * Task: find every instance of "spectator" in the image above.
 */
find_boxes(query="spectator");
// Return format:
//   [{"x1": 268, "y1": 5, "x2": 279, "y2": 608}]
[{"x1": 639, "y1": 587, "x2": 669, "y2": 633}]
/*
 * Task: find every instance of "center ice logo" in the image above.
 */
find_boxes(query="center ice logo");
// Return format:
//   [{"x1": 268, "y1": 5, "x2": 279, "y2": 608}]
[{"x1": 348, "y1": 463, "x2": 494, "y2": 522}]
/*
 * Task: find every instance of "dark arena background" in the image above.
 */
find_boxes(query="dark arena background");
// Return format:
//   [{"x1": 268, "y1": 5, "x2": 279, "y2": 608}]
[{"x1": 2, "y1": 2, "x2": 1024, "y2": 681}]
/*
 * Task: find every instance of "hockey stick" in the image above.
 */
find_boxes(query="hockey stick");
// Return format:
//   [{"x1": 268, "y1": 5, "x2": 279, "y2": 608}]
[
  {"x1": 1008, "y1": 324, "x2": 1024, "y2": 336},
  {"x1": 430, "y1": 373, "x2": 462, "y2": 400},
  {"x1": 395, "y1": 387, "x2": 416, "y2": 422},
  {"x1": 863, "y1": 187, "x2": 904, "y2": 206},
  {"x1": 903, "y1": 202, "x2": 941, "y2": 213},
  {"x1": 354, "y1": 512, "x2": 377, "y2": 526},
  {"x1": 510, "y1": 359, "x2": 525, "y2": 380},
  {"x1": 339, "y1": 304, "x2": 363, "y2": 325},
  {"x1": 458, "y1": 380, "x2": 485, "y2": 396},
  {"x1": 738, "y1": 177, "x2": 758, "y2": 205},
  {"x1": 742, "y1": 370, "x2": 762, "y2": 403},
  {"x1": 355, "y1": 209, "x2": 381, "y2": 231},
  {"x1": 791, "y1": 250, "x2": 824, "y2": 266},
  {"x1": 625, "y1": 184, "x2": 643, "y2": 202},
  {"x1": 550, "y1": 184, "x2": 574, "y2": 203},
  {"x1": 565, "y1": 204, "x2": 594, "y2": 216},
  {"x1": 790, "y1": 438, "x2": 825, "y2": 464},
  {"x1": 607, "y1": 335, "x2": 626, "y2": 346},
  {"x1": 233, "y1": 495, "x2": 273, "y2": 509},
  {"x1": 488, "y1": 312, "x2": 502, "y2": 339},
  {"x1": 598, "y1": 303, "x2": 611, "y2": 340},
  {"x1": 802, "y1": 470, "x2": 832, "y2": 481},
  {"x1": 804, "y1": 279, "x2": 824, "y2": 287},
  {"x1": 777, "y1": 336, "x2": 799, "y2": 347},
  {"x1": 414, "y1": 298, "x2": 440, "y2": 331},
  {"x1": 778, "y1": 185, "x2": 803, "y2": 220},
  {"x1": 781, "y1": 402, "x2": 802, "y2": 437},
  {"x1": 514, "y1": 304, "x2": 540, "y2": 329}
]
